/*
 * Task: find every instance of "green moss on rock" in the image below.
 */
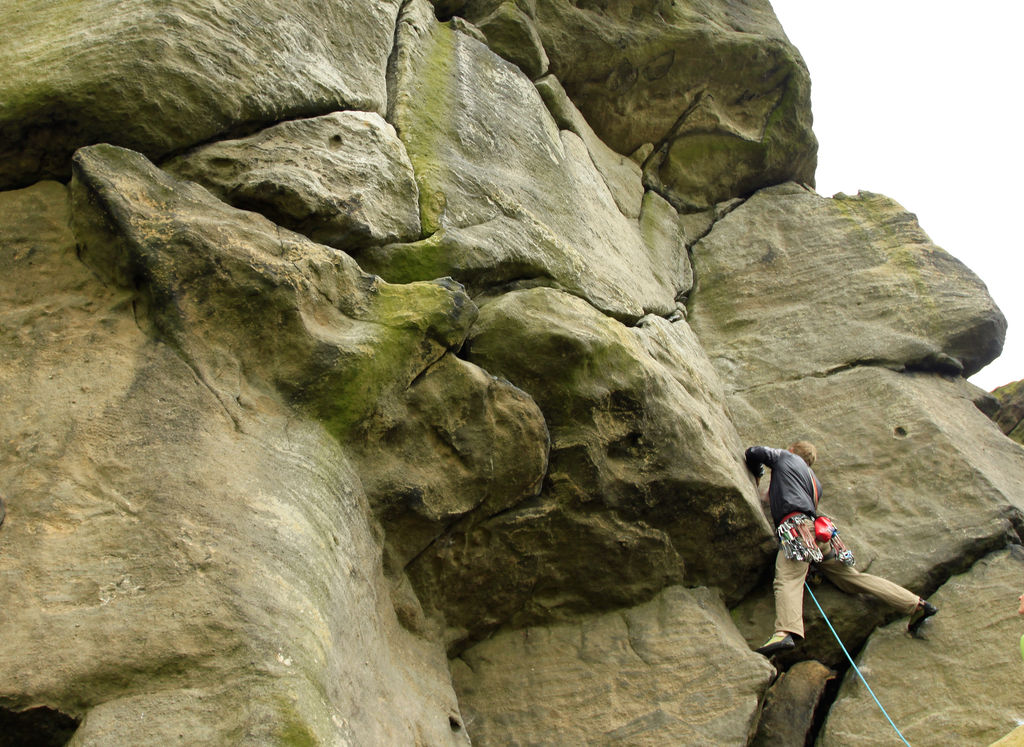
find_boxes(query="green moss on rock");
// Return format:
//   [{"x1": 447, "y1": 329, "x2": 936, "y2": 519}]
[{"x1": 991, "y1": 378, "x2": 1024, "y2": 444}]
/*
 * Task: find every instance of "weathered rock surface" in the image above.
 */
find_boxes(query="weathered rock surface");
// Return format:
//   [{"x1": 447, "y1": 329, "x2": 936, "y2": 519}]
[
  {"x1": 0, "y1": 0, "x2": 402, "y2": 190},
  {"x1": 403, "y1": 287, "x2": 774, "y2": 652},
  {"x1": 462, "y1": 291, "x2": 771, "y2": 586},
  {"x1": 73, "y1": 142, "x2": 553, "y2": 575},
  {"x1": 689, "y1": 184, "x2": 1006, "y2": 387},
  {"x1": 821, "y1": 548, "x2": 1024, "y2": 746},
  {"x1": 991, "y1": 378, "x2": 1024, "y2": 445},
  {"x1": 727, "y1": 359, "x2": 1024, "y2": 667},
  {"x1": 348, "y1": 352, "x2": 550, "y2": 566},
  {"x1": 379, "y1": 0, "x2": 683, "y2": 321},
  {"x1": 640, "y1": 189, "x2": 694, "y2": 301},
  {"x1": 451, "y1": 585, "x2": 775, "y2": 745},
  {"x1": 991, "y1": 725, "x2": 1024, "y2": 746},
  {"x1": 751, "y1": 660, "x2": 835, "y2": 747},
  {"x1": 0, "y1": 181, "x2": 467, "y2": 744},
  {"x1": 72, "y1": 143, "x2": 470, "y2": 441},
  {"x1": 163, "y1": 112, "x2": 422, "y2": 250},
  {"x1": 445, "y1": 0, "x2": 817, "y2": 210}
]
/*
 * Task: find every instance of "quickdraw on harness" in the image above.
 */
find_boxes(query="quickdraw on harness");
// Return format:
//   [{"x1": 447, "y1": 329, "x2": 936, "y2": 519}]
[{"x1": 778, "y1": 513, "x2": 823, "y2": 562}]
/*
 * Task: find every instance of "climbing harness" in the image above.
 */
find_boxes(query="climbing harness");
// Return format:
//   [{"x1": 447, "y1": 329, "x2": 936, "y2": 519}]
[
  {"x1": 778, "y1": 513, "x2": 822, "y2": 563},
  {"x1": 813, "y1": 515, "x2": 855, "y2": 566},
  {"x1": 804, "y1": 581, "x2": 912, "y2": 747}
]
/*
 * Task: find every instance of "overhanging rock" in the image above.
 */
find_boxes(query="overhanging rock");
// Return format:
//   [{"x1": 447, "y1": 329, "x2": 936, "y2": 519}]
[{"x1": 689, "y1": 184, "x2": 1006, "y2": 387}]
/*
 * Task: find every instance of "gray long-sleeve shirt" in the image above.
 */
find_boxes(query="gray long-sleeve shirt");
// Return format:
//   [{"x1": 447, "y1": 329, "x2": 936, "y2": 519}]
[{"x1": 744, "y1": 446, "x2": 821, "y2": 528}]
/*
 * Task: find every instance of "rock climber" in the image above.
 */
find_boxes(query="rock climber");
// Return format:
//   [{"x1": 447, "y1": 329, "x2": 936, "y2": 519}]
[{"x1": 745, "y1": 441, "x2": 937, "y2": 656}]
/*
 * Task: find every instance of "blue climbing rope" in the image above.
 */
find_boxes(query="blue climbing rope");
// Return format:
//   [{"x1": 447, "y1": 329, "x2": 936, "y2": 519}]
[{"x1": 804, "y1": 581, "x2": 912, "y2": 747}]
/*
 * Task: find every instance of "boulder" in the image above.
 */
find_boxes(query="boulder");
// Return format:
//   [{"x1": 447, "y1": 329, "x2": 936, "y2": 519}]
[
  {"x1": 689, "y1": 184, "x2": 1006, "y2": 387},
  {"x1": 452, "y1": 0, "x2": 817, "y2": 210},
  {"x1": 751, "y1": 660, "x2": 835, "y2": 747},
  {"x1": 821, "y1": 548, "x2": 1024, "y2": 747},
  {"x1": 464, "y1": 290, "x2": 771, "y2": 582},
  {"x1": 0, "y1": 0, "x2": 401, "y2": 189},
  {"x1": 451, "y1": 585, "x2": 775, "y2": 745},
  {"x1": 473, "y1": 1, "x2": 549, "y2": 79},
  {"x1": 991, "y1": 378, "x2": 1024, "y2": 445},
  {"x1": 380, "y1": 0, "x2": 681, "y2": 321},
  {"x1": 407, "y1": 287, "x2": 773, "y2": 646},
  {"x1": 163, "y1": 112, "x2": 422, "y2": 251},
  {"x1": 409, "y1": 491, "x2": 689, "y2": 652},
  {"x1": 0, "y1": 181, "x2": 467, "y2": 744},
  {"x1": 347, "y1": 353, "x2": 550, "y2": 567}
]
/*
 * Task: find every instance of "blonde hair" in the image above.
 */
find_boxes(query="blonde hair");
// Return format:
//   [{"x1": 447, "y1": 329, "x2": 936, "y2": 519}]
[{"x1": 789, "y1": 441, "x2": 817, "y2": 467}]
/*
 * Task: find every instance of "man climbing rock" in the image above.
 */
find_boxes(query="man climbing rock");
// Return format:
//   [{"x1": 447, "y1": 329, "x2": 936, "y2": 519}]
[{"x1": 745, "y1": 441, "x2": 937, "y2": 656}]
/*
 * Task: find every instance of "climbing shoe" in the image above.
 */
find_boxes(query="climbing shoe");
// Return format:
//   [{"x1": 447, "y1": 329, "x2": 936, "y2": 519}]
[
  {"x1": 755, "y1": 632, "x2": 795, "y2": 656},
  {"x1": 908, "y1": 601, "x2": 938, "y2": 634}
]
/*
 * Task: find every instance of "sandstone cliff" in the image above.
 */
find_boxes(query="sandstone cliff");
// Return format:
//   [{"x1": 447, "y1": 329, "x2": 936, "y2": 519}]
[{"x1": 1, "y1": 1, "x2": 1022, "y2": 745}]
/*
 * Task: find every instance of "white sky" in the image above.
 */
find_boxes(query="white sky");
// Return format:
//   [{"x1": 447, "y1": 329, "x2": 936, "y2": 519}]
[{"x1": 768, "y1": 1, "x2": 1024, "y2": 391}]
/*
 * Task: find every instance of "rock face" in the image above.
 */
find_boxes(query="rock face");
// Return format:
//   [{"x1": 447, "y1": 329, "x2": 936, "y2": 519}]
[
  {"x1": 534, "y1": 74, "x2": 645, "y2": 219},
  {"x1": 0, "y1": 181, "x2": 468, "y2": 744},
  {"x1": 375, "y1": 0, "x2": 685, "y2": 322},
  {"x1": 2, "y1": 1, "x2": 1023, "y2": 744},
  {"x1": 689, "y1": 184, "x2": 1006, "y2": 385},
  {"x1": 403, "y1": 286, "x2": 774, "y2": 650},
  {"x1": 821, "y1": 548, "x2": 1024, "y2": 746},
  {"x1": 71, "y1": 143, "x2": 472, "y2": 444},
  {"x1": 752, "y1": 660, "x2": 835, "y2": 747},
  {"x1": 461, "y1": 288, "x2": 773, "y2": 602},
  {"x1": 72, "y1": 141, "x2": 550, "y2": 602},
  {"x1": 452, "y1": 586, "x2": 775, "y2": 745}
]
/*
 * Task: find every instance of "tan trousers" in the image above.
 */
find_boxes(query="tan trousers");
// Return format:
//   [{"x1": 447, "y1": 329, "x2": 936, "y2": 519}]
[{"x1": 774, "y1": 550, "x2": 921, "y2": 638}]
